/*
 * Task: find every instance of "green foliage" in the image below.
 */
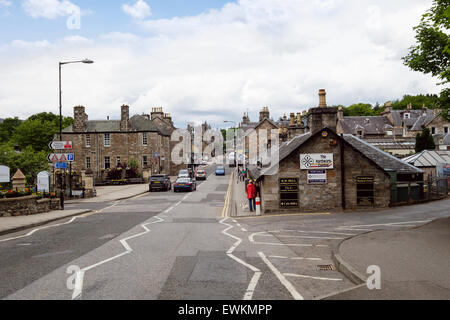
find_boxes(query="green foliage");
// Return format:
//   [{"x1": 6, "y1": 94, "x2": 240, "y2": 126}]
[
  {"x1": 391, "y1": 94, "x2": 440, "y2": 110},
  {"x1": 402, "y1": 0, "x2": 450, "y2": 84},
  {"x1": 0, "y1": 144, "x2": 49, "y2": 184},
  {"x1": 0, "y1": 117, "x2": 22, "y2": 144},
  {"x1": 127, "y1": 157, "x2": 139, "y2": 170},
  {"x1": 343, "y1": 103, "x2": 376, "y2": 117},
  {"x1": 415, "y1": 127, "x2": 436, "y2": 153}
]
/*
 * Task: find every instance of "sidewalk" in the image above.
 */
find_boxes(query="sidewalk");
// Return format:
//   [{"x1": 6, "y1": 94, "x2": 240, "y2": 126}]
[
  {"x1": 66, "y1": 183, "x2": 150, "y2": 204},
  {"x1": 328, "y1": 217, "x2": 450, "y2": 300},
  {"x1": 231, "y1": 169, "x2": 258, "y2": 217},
  {"x1": 0, "y1": 209, "x2": 91, "y2": 236}
]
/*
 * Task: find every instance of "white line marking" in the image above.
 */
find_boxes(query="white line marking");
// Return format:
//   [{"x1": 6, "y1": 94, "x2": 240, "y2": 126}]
[
  {"x1": 258, "y1": 252, "x2": 304, "y2": 300},
  {"x1": 284, "y1": 273, "x2": 343, "y2": 281},
  {"x1": 268, "y1": 256, "x2": 323, "y2": 261},
  {"x1": 249, "y1": 232, "x2": 328, "y2": 247},
  {"x1": 220, "y1": 218, "x2": 261, "y2": 300},
  {"x1": 72, "y1": 215, "x2": 165, "y2": 300},
  {"x1": 16, "y1": 243, "x2": 32, "y2": 246},
  {"x1": 280, "y1": 230, "x2": 358, "y2": 236},
  {"x1": 337, "y1": 220, "x2": 432, "y2": 230},
  {"x1": 257, "y1": 234, "x2": 344, "y2": 240},
  {"x1": 241, "y1": 228, "x2": 248, "y2": 232}
]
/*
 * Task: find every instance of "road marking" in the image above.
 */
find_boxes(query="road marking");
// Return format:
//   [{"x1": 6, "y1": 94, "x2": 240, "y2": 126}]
[
  {"x1": 16, "y1": 243, "x2": 31, "y2": 246},
  {"x1": 220, "y1": 218, "x2": 261, "y2": 300},
  {"x1": 73, "y1": 215, "x2": 165, "y2": 300},
  {"x1": 284, "y1": 273, "x2": 343, "y2": 281},
  {"x1": 280, "y1": 230, "x2": 358, "y2": 236},
  {"x1": 258, "y1": 252, "x2": 304, "y2": 300},
  {"x1": 268, "y1": 256, "x2": 323, "y2": 261},
  {"x1": 249, "y1": 232, "x2": 328, "y2": 247},
  {"x1": 234, "y1": 212, "x2": 330, "y2": 219},
  {"x1": 257, "y1": 234, "x2": 344, "y2": 240},
  {"x1": 336, "y1": 219, "x2": 432, "y2": 230},
  {"x1": 241, "y1": 228, "x2": 248, "y2": 232},
  {"x1": 221, "y1": 172, "x2": 234, "y2": 218}
]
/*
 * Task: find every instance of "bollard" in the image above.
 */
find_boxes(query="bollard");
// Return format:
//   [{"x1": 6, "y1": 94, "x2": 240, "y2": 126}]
[{"x1": 255, "y1": 197, "x2": 261, "y2": 216}]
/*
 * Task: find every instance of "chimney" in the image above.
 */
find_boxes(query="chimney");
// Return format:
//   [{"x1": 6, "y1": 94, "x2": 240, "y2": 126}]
[
  {"x1": 308, "y1": 89, "x2": 337, "y2": 133},
  {"x1": 318, "y1": 89, "x2": 327, "y2": 107},
  {"x1": 73, "y1": 106, "x2": 88, "y2": 132},
  {"x1": 289, "y1": 113, "x2": 295, "y2": 126},
  {"x1": 242, "y1": 112, "x2": 250, "y2": 125},
  {"x1": 337, "y1": 106, "x2": 344, "y2": 120},
  {"x1": 296, "y1": 112, "x2": 301, "y2": 123},
  {"x1": 164, "y1": 113, "x2": 173, "y2": 124},
  {"x1": 259, "y1": 107, "x2": 270, "y2": 121},
  {"x1": 120, "y1": 105, "x2": 130, "y2": 131},
  {"x1": 384, "y1": 101, "x2": 392, "y2": 113},
  {"x1": 151, "y1": 107, "x2": 164, "y2": 120},
  {"x1": 407, "y1": 103, "x2": 412, "y2": 110}
]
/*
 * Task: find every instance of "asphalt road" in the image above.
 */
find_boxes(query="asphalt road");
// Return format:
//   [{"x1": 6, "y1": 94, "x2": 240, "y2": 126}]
[{"x1": 1, "y1": 163, "x2": 449, "y2": 300}]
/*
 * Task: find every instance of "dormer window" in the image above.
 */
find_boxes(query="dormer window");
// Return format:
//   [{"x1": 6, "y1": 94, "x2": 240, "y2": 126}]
[
  {"x1": 357, "y1": 130, "x2": 363, "y2": 138},
  {"x1": 404, "y1": 113, "x2": 411, "y2": 119}
]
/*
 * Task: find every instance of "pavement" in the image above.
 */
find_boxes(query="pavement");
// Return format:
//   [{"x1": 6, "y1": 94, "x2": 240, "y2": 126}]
[
  {"x1": 231, "y1": 167, "x2": 258, "y2": 217},
  {"x1": 327, "y1": 217, "x2": 450, "y2": 300}
]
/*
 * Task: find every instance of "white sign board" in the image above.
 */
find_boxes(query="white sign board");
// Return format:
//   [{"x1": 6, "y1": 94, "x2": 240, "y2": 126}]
[
  {"x1": 37, "y1": 171, "x2": 50, "y2": 192},
  {"x1": 307, "y1": 170, "x2": 327, "y2": 184},
  {"x1": 49, "y1": 141, "x2": 73, "y2": 150},
  {"x1": 300, "y1": 154, "x2": 334, "y2": 170},
  {"x1": 0, "y1": 165, "x2": 10, "y2": 183}
]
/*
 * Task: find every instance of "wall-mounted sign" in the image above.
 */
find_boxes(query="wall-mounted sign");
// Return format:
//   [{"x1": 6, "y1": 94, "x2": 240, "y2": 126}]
[
  {"x1": 307, "y1": 170, "x2": 327, "y2": 184},
  {"x1": 0, "y1": 165, "x2": 10, "y2": 183},
  {"x1": 279, "y1": 178, "x2": 299, "y2": 208},
  {"x1": 37, "y1": 171, "x2": 50, "y2": 192},
  {"x1": 47, "y1": 153, "x2": 75, "y2": 163},
  {"x1": 356, "y1": 176, "x2": 375, "y2": 206},
  {"x1": 300, "y1": 154, "x2": 334, "y2": 170}
]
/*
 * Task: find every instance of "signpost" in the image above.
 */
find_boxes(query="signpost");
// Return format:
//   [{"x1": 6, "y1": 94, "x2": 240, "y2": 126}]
[
  {"x1": 37, "y1": 171, "x2": 50, "y2": 192},
  {"x1": 300, "y1": 154, "x2": 334, "y2": 170},
  {"x1": 0, "y1": 165, "x2": 10, "y2": 183},
  {"x1": 49, "y1": 141, "x2": 73, "y2": 150},
  {"x1": 47, "y1": 153, "x2": 75, "y2": 163}
]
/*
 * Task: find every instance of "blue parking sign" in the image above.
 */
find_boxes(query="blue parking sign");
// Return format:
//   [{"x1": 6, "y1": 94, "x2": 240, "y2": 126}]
[{"x1": 67, "y1": 153, "x2": 75, "y2": 162}]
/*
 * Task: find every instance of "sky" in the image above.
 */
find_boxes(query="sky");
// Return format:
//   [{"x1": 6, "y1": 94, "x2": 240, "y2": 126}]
[{"x1": 0, "y1": 0, "x2": 444, "y2": 128}]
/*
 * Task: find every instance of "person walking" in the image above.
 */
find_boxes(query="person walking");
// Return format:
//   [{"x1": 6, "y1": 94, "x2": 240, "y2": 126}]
[{"x1": 246, "y1": 180, "x2": 257, "y2": 212}]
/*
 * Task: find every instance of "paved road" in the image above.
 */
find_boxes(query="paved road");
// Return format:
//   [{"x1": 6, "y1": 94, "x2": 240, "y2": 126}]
[{"x1": 1, "y1": 163, "x2": 449, "y2": 300}]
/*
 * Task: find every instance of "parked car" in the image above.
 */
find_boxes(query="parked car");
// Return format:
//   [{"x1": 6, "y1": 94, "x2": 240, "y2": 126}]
[
  {"x1": 149, "y1": 174, "x2": 171, "y2": 192},
  {"x1": 173, "y1": 177, "x2": 197, "y2": 192},
  {"x1": 178, "y1": 169, "x2": 190, "y2": 178},
  {"x1": 215, "y1": 165, "x2": 225, "y2": 176},
  {"x1": 196, "y1": 169, "x2": 207, "y2": 180}
]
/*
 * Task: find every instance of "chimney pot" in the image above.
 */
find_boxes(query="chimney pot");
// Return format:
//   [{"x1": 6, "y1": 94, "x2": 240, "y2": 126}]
[{"x1": 318, "y1": 89, "x2": 327, "y2": 107}]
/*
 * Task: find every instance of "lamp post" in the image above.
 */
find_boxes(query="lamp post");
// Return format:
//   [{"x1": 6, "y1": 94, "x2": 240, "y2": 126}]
[
  {"x1": 224, "y1": 120, "x2": 238, "y2": 168},
  {"x1": 58, "y1": 59, "x2": 93, "y2": 209}
]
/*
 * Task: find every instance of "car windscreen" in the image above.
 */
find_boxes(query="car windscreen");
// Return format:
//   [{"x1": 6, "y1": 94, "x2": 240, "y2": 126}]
[
  {"x1": 197, "y1": 170, "x2": 205, "y2": 174},
  {"x1": 151, "y1": 176, "x2": 165, "y2": 181},
  {"x1": 176, "y1": 178, "x2": 191, "y2": 183},
  {"x1": 179, "y1": 170, "x2": 188, "y2": 174},
  {"x1": 217, "y1": 166, "x2": 224, "y2": 170}
]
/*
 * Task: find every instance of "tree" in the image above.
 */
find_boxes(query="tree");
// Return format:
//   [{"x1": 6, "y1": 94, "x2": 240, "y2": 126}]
[
  {"x1": 0, "y1": 117, "x2": 22, "y2": 144},
  {"x1": 391, "y1": 94, "x2": 440, "y2": 110},
  {"x1": 403, "y1": 0, "x2": 450, "y2": 118},
  {"x1": 343, "y1": 103, "x2": 376, "y2": 117},
  {"x1": 415, "y1": 127, "x2": 436, "y2": 153}
]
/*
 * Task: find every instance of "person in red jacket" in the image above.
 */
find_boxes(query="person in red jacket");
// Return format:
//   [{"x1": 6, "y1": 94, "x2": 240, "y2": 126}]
[{"x1": 246, "y1": 180, "x2": 257, "y2": 212}]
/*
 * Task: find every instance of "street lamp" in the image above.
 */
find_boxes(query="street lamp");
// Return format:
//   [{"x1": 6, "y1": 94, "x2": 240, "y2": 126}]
[
  {"x1": 58, "y1": 59, "x2": 94, "y2": 209},
  {"x1": 224, "y1": 120, "x2": 238, "y2": 168}
]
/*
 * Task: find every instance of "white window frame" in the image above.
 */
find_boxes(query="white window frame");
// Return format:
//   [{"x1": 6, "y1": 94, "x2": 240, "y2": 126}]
[
  {"x1": 86, "y1": 134, "x2": 91, "y2": 147},
  {"x1": 404, "y1": 113, "x2": 411, "y2": 119},
  {"x1": 142, "y1": 132, "x2": 148, "y2": 146},
  {"x1": 104, "y1": 156, "x2": 111, "y2": 169},
  {"x1": 104, "y1": 133, "x2": 111, "y2": 147},
  {"x1": 143, "y1": 155, "x2": 148, "y2": 167},
  {"x1": 86, "y1": 157, "x2": 91, "y2": 169}
]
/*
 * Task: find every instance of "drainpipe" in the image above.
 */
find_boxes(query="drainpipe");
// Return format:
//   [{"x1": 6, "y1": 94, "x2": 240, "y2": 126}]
[{"x1": 340, "y1": 134, "x2": 346, "y2": 210}]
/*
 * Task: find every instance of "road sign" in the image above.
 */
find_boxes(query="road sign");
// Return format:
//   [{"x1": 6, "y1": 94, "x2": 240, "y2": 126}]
[
  {"x1": 49, "y1": 141, "x2": 73, "y2": 150},
  {"x1": 37, "y1": 171, "x2": 50, "y2": 192},
  {"x1": 0, "y1": 165, "x2": 10, "y2": 183},
  {"x1": 47, "y1": 153, "x2": 75, "y2": 163},
  {"x1": 55, "y1": 162, "x2": 67, "y2": 169},
  {"x1": 154, "y1": 152, "x2": 159, "y2": 158}
]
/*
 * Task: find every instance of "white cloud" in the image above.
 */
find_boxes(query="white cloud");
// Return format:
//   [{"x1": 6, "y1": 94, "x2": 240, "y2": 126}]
[
  {"x1": 0, "y1": 0, "x2": 442, "y2": 128},
  {"x1": 122, "y1": 0, "x2": 151, "y2": 20},
  {"x1": 0, "y1": 0, "x2": 11, "y2": 7},
  {"x1": 22, "y1": 0, "x2": 79, "y2": 19}
]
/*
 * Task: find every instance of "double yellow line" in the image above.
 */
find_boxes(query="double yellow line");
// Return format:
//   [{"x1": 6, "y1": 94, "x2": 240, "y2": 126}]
[{"x1": 221, "y1": 172, "x2": 234, "y2": 218}]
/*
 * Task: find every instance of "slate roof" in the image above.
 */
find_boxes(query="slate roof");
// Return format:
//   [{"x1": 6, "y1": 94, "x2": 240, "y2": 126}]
[
  {"x1": 248, "y1": 128, "x2": 422, "y2": 181},
  {"x1": 403, "y1": 150, "x2": 450, "y2": 167},
  {"x1": 443, "y1": 133, "x2": 450, "y2": 145},
  {"x1": 62, "y1": 114, "x2": 170, "y2": 136},
  {"x1": 338, "y1": 116, "x2": 391, "y2": 135}
]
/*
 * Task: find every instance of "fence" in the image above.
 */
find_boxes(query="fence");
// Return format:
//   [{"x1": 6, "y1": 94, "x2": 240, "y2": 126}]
[{"x1": 391, "y1": 177, "x2": 448, "y2": 206}]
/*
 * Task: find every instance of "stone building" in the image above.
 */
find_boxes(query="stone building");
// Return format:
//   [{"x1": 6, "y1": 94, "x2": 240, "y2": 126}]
[
  {"x1": 248, "y1": 90, "x2": 423, "y2": 214},
  {"x1": 337, "y1": 102, "x2": 450, "y2": 157},
  {"x1": 59, "y1": 105, "x2": 177, "y2": 183}
]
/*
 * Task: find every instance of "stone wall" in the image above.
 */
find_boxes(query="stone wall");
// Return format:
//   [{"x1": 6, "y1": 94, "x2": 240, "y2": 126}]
[
  {"x1": 259, "y1": 130, "x2": 391, "y2": 213},
  {"x1": 0, "y1": 196, "x2": 60, "y2": 217}
]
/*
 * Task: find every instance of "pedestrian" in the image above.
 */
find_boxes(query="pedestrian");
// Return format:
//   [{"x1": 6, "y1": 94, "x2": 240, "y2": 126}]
[{"x1": 246, "y1": 180, "x2": 257, "y2": 212}]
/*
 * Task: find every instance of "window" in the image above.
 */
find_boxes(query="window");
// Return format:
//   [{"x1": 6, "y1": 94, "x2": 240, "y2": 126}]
[
  {"x1": 386, "y1": 130, "x2": 393, "y2": 136},
  {"x1": 116, "y1": 156, "x2": 121, "y2": 167},
  {"x1": 143, "y1": 155, "x2": 148, "y2": 167},
  {"x1": 104, "y1": 133, "x2": 111, "y2": 146},
  {"x1": 357, "y1": 130, "x2": 363, "y2": 138},
  {"x1": 86, "y1": 157, "x2": 91, "y2": 169},
  {"x1": 104, "y1": 156, "x2": 110, "y2": 169},
  {"x1": 86, "y1": 134, "x2": 91, "y2": 147},
  {"x1": 431, "y1": 127, "x2": 436, "y2": 135},
  {"x1": 142, "y1": 132, "x2": 148, "y2": 146},
  {"x1": 404, "y1": 113, "x2": 411, "y2": 119},
  {"x1": 444, "y1": 127, "x2": 449, "y2": 134}
]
